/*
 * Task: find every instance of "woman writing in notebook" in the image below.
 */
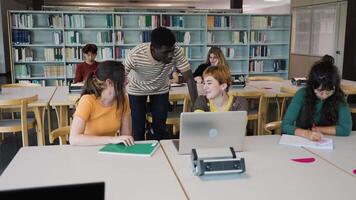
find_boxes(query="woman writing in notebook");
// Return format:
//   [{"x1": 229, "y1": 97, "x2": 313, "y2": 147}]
[
  {"x1": 193, "y1": 47, "x2": 230, "y2": 84},
  {"x1": 282, "y1": 55, "x2": 352, "y2": 141},
  {"x1": 70, "y1": 61, "x2": 134, "y2": 146},
  {"x1": 193, "y1": 66, "x2": 247, "y2": 112}
]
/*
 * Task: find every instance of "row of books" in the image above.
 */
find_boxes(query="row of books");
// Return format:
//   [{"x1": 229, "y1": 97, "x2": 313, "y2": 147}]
[
  {"x1": 207, "y1": 16, "x2": 232, "y2": 28},
  {"x1": 220, "y1": 47, "x2": 236, "y2": 59},
  {"x1": 12, "y1": 30, "x2": 31, "y2": 44},
  {"x1": 65, "y1": 47, "x2": 83, "y2": 61},
  {"x1": 250, "y1": 45, "x2": 270, "y2": 57},
  {"x1": 115, "y1": 15, "x2": 123, "y2": 28},
  {"x1": 181, "y1": 47, "x2": 194, "y2": 59},
  {"x1": 43, "y1": 65, "x2": 65, "y2": 77},
  {"x1": 207, "y1": 31, "x2": 247, "y2": 44},
  {"x1": 97, "y1": 31, "x2": 113, "y2": 44},
  {"x1": 232, "y1": 31, "x2": 248, "y2": 44},
  {"x1": 174, "y1": 31, "x2": 190, "y2": 44},
  {"x1": 12, "y1": 14, "x2": 33, "y2": 28},
  {"x1": 141, "y1": 31, "x2": 152, "y2": 43},
  {"x1": 13, "y1": 48, "x2": 33, "y2": 62},
  {"x1": 162, "y1": 15, "x2": 184, "y2": 28},
  {"x1": 44, "y1": 48, "x2": 63, "y2": 61},
  {"x1": 65, "y1": 31, "x2": 81, "y2": 44},
  {"x1": 138, "y1": 15, "x2": 160, "y2": 28},
  {"x1": 97, "y1": 48, "x2": 113, "y2": 61},
  {"x1": 114, "y1": 47, "x2": 131, "y2": 59},
  {"x1": 48, "y1": 15, "x2": 63, "y2": 28},
  {"x1": 14, "y1": 64, "x2": 77, "y2": 79},
  {"x1": 251, "y1": 16, "x2": 273, "y2": 29},
  {"x1": 53, "y1": 31, "x2": 63, "y2": 45},
  {"x1": 64, "y1": 15, "x2": 85, "y2": 28},
  {"x1": 249, "y1": 60, "x2": 265, "y2": 73},
  {"x1": 250, "y1": 31, "x2": 267, "y2": 43}
]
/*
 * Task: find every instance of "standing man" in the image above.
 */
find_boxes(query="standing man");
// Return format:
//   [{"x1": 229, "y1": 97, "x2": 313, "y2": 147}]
[{"x1": 124, "y1": 27, "x2": 197, "y2": 140}]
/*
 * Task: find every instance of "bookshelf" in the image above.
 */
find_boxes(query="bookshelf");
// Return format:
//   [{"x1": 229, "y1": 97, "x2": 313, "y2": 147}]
[{"x1": 8, "y1": 10, "x2": 290, "y2": 85}]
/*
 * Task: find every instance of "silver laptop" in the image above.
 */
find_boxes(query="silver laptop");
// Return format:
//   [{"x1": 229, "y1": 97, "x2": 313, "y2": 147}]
[{"x1": 173, "y1": 111, "x2": 248, "y2": 154}]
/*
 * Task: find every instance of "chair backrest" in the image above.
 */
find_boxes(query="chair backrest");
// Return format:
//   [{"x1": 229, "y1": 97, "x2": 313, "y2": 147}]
[
  {"x1": 1, "y1": 83, "x2": 41, "y2": 88},
  {"x1": 235, "y1": 91, "x2": 265, "y2": 135},
  {"x1": 0, "y1": 95, "x2": 38, "y2": 146},
  {"x1": 247, "y1": 76, "x2": 284, "y2": 82},
  {"x1": 276, "y1": 91, "x2": 295, "y2": 120},
  {"x1": 264, "y1": 121, "x2": 282, "y2": 135},
  {"x1": 49, "y1": 126, "x2": 70, "y2": 145}
]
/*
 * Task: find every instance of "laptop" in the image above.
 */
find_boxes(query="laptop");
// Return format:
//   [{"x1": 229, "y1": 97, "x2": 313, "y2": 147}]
[
  {"x1": 173, "y1": 111, "x2": 248, "y2": 154},
  {"x1": 0, "y1": 182, "x2": 105, "y2": 200}
]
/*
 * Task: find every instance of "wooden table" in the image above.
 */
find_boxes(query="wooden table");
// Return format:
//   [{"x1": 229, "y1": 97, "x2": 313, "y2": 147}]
[
  {"x1": 161, "y1": 136, "x2": 356, "y2": 200},
  {"x1": 0, "y1": 144, "x2": 187, "y2": 200},
  {"x1": 0, "y1": 86, "x2": 57, "y2": 145}
]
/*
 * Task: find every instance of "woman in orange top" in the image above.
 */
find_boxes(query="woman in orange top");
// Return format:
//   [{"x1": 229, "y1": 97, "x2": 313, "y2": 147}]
[{"x1": 70, "y1": 61, "x2": 134, "y2": 146}]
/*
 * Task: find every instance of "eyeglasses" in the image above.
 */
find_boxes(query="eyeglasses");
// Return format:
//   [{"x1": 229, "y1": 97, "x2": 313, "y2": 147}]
[{"x1": 314, "y1": 88, "x2": 335, "y2": 96}]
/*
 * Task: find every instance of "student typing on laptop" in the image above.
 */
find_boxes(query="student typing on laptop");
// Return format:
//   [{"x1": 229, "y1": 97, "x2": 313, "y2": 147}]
[{"x1": 193, "y1": 66, "x2": 248, "y2": 112}]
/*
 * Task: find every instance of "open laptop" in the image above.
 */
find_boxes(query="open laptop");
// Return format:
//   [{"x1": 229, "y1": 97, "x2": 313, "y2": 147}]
[
  {"x1": 173, "y1": 111, "x2": 248, "y2": 154},
  {"x1": 0, "y1": 182, "x2": 105, "y2": 200}
]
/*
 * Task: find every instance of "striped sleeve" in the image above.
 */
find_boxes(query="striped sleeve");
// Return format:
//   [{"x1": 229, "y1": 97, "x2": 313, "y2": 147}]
[
  {"x1": 123, "y1": 48, "x2": 135, "y2": 74},
  {"x1": 174, "y1": 44, "x2": 190, "y2": 72}
]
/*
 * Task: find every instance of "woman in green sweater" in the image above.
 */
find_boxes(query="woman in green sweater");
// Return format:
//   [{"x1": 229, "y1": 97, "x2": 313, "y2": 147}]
[{"x1": 282, "y1": 55, "x2": 352, "y2": 141}]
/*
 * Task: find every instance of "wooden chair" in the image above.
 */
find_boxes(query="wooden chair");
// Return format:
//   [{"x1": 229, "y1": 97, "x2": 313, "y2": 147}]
[
  {"x1": 1, "y1": 83, "x2": 41, "y2": 88},
  {"x1": 246, "y1": 76, "x2": 284, "y2": 82},
  {"x1": 146, "y1": 94, "x2": 190, "y2": 136},
  {"x1": 49, "y1": 126, "x2": 70, "y2": 145},
  {"x1": 264, "y1": 121, "x2": 282, "y2": 135},
  {"x1": 235, "y1": 91, "x2": 265, "y2": 135},
  {"x1": 0, "y1": 95, "x2": 38, "y2": 147},
  {"x1": 276, "y1": 91, "x2": 295, "y2": 121}
]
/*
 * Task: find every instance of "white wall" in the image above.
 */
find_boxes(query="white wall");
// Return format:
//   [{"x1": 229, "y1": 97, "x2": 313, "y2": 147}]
[{"x1": 244, "y1": 4, "x2": 291, "y2": 14}]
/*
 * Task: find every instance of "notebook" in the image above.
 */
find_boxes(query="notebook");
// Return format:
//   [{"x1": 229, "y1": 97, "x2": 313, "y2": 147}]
[
  {"x1": 99, "y1": 141, "x2": 160, "y2": 157},
  {"x1": 174, "y1": 111, "x2": 248, "y2": 154},
  {"x1": 279, "y1": 134, "x2": 333, "y2": 150}
]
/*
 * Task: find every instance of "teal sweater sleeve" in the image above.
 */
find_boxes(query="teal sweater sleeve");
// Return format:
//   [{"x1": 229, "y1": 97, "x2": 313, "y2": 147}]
[
  {"x1": 281, "y1": 88, "x2": 305, "y2": 135},
  {"x1": 335, "y1": 102, "x2": 352, "y2": 136}
]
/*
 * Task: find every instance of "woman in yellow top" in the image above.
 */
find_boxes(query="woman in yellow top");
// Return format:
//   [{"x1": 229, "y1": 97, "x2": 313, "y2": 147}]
[
  {"x1": 193, "y1": 66, "x2": 248, "y2": 112},
  {"x1": 70, "y1": 61, "x2": 134, "y2": 146}
]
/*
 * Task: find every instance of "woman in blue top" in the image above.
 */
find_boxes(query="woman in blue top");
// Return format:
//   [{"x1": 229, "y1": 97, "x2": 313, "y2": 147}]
[{"x1": 282, "y1": 55, "x2": 352, "y2": 141}]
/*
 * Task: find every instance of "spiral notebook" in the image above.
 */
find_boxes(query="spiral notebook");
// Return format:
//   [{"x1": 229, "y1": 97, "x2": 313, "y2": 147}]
[{"x1": 98, "y1": 141, "x2": 160, "y2": 157}]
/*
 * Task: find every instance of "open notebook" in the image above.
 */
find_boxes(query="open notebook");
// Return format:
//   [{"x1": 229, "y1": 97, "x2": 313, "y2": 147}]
[{"x1": 279, "y1": 134, "x2": 333, "y2": 150}]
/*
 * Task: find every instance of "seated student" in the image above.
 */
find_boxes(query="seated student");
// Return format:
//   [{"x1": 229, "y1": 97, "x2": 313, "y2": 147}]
[
  {"x1": 74, "y1": 43, "x2": 99, "y2": 83},
  {"x1": 70, "y1": 61, "x2": 134, "y2": 146},
  {"x1": 282, "y1": 55, "x2": 352, "y2": 141},
  {"x1": 193, "y1": 47, "x2": 230, "y2": 84},
  {"x1": 193, "y1": 66, "x2": 248, "y2": 112}
]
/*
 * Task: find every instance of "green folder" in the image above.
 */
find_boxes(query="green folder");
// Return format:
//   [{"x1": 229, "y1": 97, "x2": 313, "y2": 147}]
[{"x1": 98, "y1": 142, "x2": 159, "y2": 157}]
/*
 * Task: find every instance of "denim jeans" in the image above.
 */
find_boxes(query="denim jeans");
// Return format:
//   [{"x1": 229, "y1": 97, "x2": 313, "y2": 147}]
[{"x1": 129, "y1": 93, "x2": 169, "y2": 141}]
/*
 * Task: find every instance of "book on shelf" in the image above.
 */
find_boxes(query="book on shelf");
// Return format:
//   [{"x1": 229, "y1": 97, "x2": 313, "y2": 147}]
[{"x1": 98, "y1": 141, "x2": 160, "y2": 157}]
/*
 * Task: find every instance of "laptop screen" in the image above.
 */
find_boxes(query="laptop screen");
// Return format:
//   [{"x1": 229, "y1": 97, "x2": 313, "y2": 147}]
[{"x1": 0, "y1": 182, "x2": 105, "y2": 200}]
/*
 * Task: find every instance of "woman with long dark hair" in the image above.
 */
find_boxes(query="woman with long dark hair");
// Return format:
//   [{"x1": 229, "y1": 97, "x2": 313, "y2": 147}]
[
  {"x1": 70, "y1": 61, "x2": 133, "y2": 146},
  {"x1": 282, "y1": 55, "x2": 352, "y2": 141}
]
